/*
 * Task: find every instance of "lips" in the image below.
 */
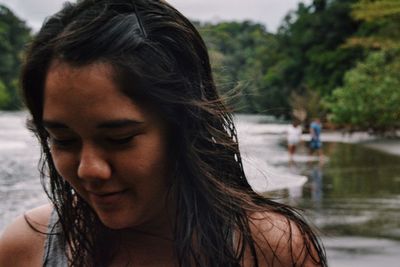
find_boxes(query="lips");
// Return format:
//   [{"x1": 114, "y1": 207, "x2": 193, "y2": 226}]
[
  {"x1": 90, "y1": 190, "x2": 125, "y2": 196},
  {"x1": 88, "y1": 189, "x2": 129, "y2": 206}
]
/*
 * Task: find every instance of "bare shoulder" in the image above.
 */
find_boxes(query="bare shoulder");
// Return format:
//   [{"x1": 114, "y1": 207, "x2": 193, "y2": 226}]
[
  {"x1": 0, "y1": 204, "x2": 53, "y2": 267},
  {"x1": 247, "y1": 211, "x2": 324, "y2": 267}
]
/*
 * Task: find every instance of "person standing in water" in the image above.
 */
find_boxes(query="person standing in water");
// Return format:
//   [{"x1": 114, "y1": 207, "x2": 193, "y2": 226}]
[
  {"x1": 287, "y1": 119, "x2": 302, "y2": 162},
  {"x1": 309, "y1": 118, "x2": 323, "y2": 160}
]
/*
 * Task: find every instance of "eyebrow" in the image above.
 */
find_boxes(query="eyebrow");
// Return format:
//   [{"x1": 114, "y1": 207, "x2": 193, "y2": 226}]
[
  {"x1": 42, "y1": 119, "x2": 143, "y2": 129},
  {"x1": 97, "y1": 119, "x2": 143, "y2": 129}
]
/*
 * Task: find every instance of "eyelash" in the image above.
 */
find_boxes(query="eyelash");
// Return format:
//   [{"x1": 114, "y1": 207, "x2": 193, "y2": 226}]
[
  {"x1": 48, "y1": 137, "x2": 76, "y2": 148},
  {"x1": 48, "y1": 135, "x2": 135, "y2": 148},
  {"x1": 106, "y1": 135, "x2": 135, "y2": 145}
]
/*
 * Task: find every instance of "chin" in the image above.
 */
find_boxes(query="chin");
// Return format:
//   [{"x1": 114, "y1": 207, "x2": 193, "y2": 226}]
[
  {"x1": 92, "y1": 208, "x2": 137, "y2": 230},
  {"x1": 98, "y1": 215, "x2": 134, "y2": 230}
]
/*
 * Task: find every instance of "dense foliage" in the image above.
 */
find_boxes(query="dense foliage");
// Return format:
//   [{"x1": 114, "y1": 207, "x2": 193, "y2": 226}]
[
  {"x1": 198, "y1": 21, "x2": 277, "y2": 113},
  {"x1": 329, "y1": 0, "x2": 400, "y2": 132},
  {"x1": 0, "y1": 4, "x2": 30, "y2": 110},
  {"x1": 330, "y1": 51, "x2": 400, "y2": 132},
  {"x1": 197, "y1": 0, "x2": 399, "y2": 132},
  {"x1": 263, "y1": 0, "x2": 362, "y2": 119},
  {"x1": 198, "y1": 0, "x2": 363, "y2": 120}
]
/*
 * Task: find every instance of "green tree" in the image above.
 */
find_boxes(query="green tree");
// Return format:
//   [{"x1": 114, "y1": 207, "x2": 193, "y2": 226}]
[
  {"x1": 194, "y1": 1, "x2": 363, "y2": 119},
  {"x1": 346, "y1": 0, "x2": 400, "y2": 49},
  {"x1": 0, "y1": 80, "x2": 10, "y2": 109},
  {"x1": 198, "y1": 21, "x2": 276, "y2": 113},
  {"x1": 353, "y1": 0, "x2": 400, "y2": 20},
  {"x1": 329, "y1": 51, "x2": 400, "y2": 132},
  {"x1": 0, "y1": 4, "x2": 31, "y2": 109},
  {"x1": 259, "y1": 0, "x2": 363, "y2": 119},
  {"x1": 329, "y1": 0, "x2": 400, "y2": 132}
]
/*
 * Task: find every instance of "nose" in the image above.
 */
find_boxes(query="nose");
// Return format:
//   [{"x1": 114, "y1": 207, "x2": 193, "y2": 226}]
[{"x1": 77, "y1": 144, "x2": 112, "y2": 181}]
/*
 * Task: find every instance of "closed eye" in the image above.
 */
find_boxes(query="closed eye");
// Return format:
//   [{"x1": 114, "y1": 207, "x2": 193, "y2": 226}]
[
  {"x1": 48, "y1": 137, "x2": 77, "y2": 148},
  {"x1": 106, "y1": 135, "x2": 135, "y2": 145}
]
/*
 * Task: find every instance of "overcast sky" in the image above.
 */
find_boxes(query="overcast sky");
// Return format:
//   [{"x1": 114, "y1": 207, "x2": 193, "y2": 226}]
[{"x1": 0, "y1": 0, "x2": 311, "y2": 33}]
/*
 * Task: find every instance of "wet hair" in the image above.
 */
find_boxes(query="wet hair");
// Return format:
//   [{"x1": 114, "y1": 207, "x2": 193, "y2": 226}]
[{"x1": 21, "y1": 0, "x2": 327, "y2": 266}]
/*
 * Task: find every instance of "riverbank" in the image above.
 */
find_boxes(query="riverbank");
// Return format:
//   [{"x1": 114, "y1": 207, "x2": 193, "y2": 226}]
[
  {"x1": 233, "y1": 114, "x2": 400, "y2": 267},
  {"x1": 270, "y1": 142, "x2": 400, "y2": 265},
  {"x1": 312, "y1": 130, "x2": 400, "y2": 157},
  {"x1": 235, "y1": 114, "x2": 400, "y2": 193},
  {"x1": 252, "y1": 125, "x2": 400, "y2": 267}
]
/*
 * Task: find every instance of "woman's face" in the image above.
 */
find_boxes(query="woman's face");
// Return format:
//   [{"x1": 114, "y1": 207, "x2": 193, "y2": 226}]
[{"x1": 43, "y1": 61, "x2": 172, "y2": 231}]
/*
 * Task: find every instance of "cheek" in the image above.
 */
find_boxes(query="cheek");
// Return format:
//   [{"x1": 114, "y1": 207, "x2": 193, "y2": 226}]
[
  {"x1": 122, "y1": 150, "x2": 167, "y2": 181},
  {"x1": 50, "y1": 150, "x2": 78, "y2": 183},
  {"x1": 51, "y1": 152, "x2": 88, "y2": 199},
  {"x1": 145, "y1": 139, "x2": 169, "y2": 176},
  {"x1": 122, "y1": 138, "x2": 170, "y2": 186}
]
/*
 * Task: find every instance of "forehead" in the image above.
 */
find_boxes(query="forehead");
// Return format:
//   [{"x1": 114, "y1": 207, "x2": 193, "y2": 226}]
[
  {"x1": 43, "y1": 61, "x2": 145, "y2": 123},
  {"x1": 45, "y1": 60, "x2": 116, "y2": 98}
]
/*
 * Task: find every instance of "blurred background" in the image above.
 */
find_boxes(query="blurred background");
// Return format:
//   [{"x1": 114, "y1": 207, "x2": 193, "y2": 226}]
[{"x1": 0, "y1": 0, "x2": 399, "y2": 266}]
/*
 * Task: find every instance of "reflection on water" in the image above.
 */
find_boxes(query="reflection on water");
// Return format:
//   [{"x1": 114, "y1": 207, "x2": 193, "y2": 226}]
[
  {"x1": 273, "y1": 141, "x2": 400, "y2": 266},
  {"x1": 236, "y1": 114, "x2": 400, "y2": 265},
  {"x1": 300, "y1": 142, "x2": 400, "y2": 241},
  {"x1": 310, "y1": 164, "x2": 323, "y2": 209}
]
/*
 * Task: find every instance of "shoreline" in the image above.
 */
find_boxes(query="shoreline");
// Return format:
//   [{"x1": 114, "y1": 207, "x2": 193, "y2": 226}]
[
  {"x1": 236, "y1": 117, "x2": 400, "y2": 193},
  {"x1": 314, "y1": 131, "x2": 400, "y2": 157}
]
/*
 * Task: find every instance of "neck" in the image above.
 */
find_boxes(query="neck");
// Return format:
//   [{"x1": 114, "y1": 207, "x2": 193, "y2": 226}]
[{"x1": 109, "y1": 225, "x2": 176, "y2": 267}]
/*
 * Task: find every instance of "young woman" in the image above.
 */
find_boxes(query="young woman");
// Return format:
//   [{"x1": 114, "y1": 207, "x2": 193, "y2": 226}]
[{"x1": 0, "y1": 0, "x2": 327, "y2": 266}]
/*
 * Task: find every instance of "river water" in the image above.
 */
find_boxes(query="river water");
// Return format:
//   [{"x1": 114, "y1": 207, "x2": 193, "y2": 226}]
[{"x1": 1, "y1": 112, "x2": 400, "y2": 266}]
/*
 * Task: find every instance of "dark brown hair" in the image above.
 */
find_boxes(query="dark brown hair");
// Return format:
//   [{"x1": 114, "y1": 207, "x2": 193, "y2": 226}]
[{"x1": 21, "y1": 0, "x2": 326, "y2": 266}]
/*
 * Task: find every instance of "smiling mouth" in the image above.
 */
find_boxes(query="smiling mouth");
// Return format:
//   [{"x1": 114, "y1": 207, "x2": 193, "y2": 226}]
[
  {"x1": 91, "y1": 190, "x2": 126, "y2": 197},
  {"x1": 88, "y1": 189, "x2": 129, "y2": 204}
]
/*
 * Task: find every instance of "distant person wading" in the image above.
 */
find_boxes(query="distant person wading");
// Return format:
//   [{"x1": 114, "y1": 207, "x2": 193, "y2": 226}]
[
  {"x1": 287, "y1": 119, "x2": 302, "y2": 161},
  {"x1": 309, "y1": 118, "x2": 323, "y2": 160}
]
